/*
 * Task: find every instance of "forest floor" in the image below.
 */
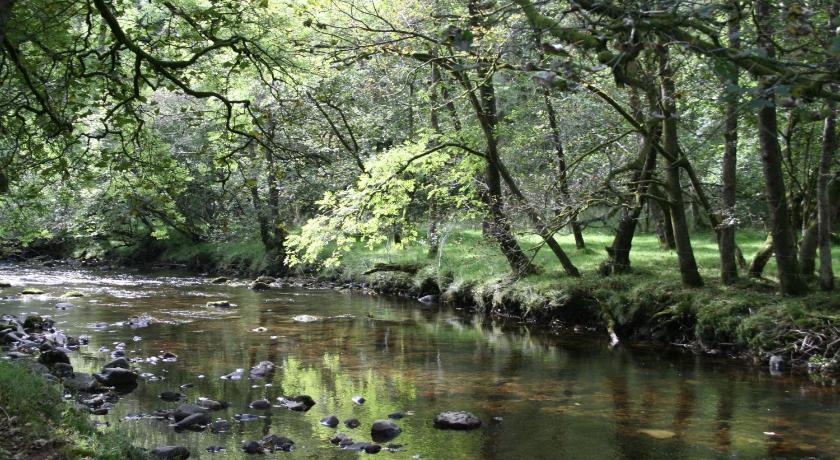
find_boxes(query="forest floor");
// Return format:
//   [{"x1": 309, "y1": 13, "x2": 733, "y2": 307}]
[{"x1": 0, "y1": 361, "x2": 142, "y2": 460}]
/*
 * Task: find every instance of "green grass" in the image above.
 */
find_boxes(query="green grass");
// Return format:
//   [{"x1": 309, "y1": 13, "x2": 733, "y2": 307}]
[
  {"x1": 0, "y1": 361, "x2": 145, "y2": 459},
  {"x1": 158, "y1": 236, "x2": 278, "y2": 274}
]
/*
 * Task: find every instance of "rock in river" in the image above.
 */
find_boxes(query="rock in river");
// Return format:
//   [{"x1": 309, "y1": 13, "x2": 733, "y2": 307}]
[
  {"x1": 242, "y1": 440, "x2": 263, "y2": 455},
  {"x1": 173, "y1": 412, "x2": 210, "y2": 430},
  {"x1": 206, "y1": 300, "x2": 234, "y2": 308},
  {"x1": 21, "y1": 288, "x2": 45, "y2": 295},
  {"x1": 64, "y1": 373, "x2": 103, "y2": 393},
  {"x1": 276, "y1": 395, "x2": 315, "y2": 412},
  {"x1": 433, "y1": 411, "x2": 482, "y2": 430},
  {"x1": 94, "y1": 367, "x2": 138, "y2": 387},
  {"x1": 198, "y1": 399, "x2": 226, "y2": 411},
  {"x1": 370, "y1": 419, "x2": 401, "y2": 442},
  {"x1": 38, "y1": 348, "x2": 70, "y2": 367},
  {"x1": 320, "y1": 415, "x2": 339, "y2": 428},
  {"x1": 249, "y1": 281, "x2": 271, "y2": 291},
  {"x1": 352, "y1": 395, "x2": 365, "y2": 405},
  {"x1": 249, "y1": 361, "x2": 275, "y2": 379},
  {"x1": 103, "y1": 357, "x2": 130, "y2": 370},
  {"x1": 172, "y1": 404, "x2": 209, "y2": 422},
  {"x1": 210, "y1": 277, "x2": 229, "y2": 284},
  {"x1": 344, "y1": 418, "x2": 361, "y2": 429},
  {"x1": 151, "y1": 446, "x2": 190, "y2": 459},
  {"x1": 260, "y1": 434, "x2": 294, "y2": 452},
  {"x1": 160, "y1": 391, "x2": 184, "y2": 402},
  {"x1": 249, "y1": 399, "x2": 271, "y2": 410}
]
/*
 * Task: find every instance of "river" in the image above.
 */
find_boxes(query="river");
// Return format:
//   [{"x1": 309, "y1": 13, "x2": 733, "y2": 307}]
[{"x1": 1, "y1": 263, "x2": 839, "y2": 459}]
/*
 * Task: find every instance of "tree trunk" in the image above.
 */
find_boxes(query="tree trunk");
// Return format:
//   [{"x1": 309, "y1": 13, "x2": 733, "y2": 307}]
[
  {"x1": 658, "y1": 40, "x2": 703, "y2": 287},
  {"x1": 719, "y1": 1, "x2": 740, "y2": 285},
  {"x1": 818, "y1": 102, "x2": 836, "y2": 290},
  {"x1": 472, "y1": 60, "x2": 534, "y2": 276},
  {"x1": 749, "y1": 234, "x2": 774, "y2": 278},
  {"x1": 753, "y1": 0, "x2": 807, "y2": 295},
  {"x1": 818, "y1": 1, "x2": 839, "y2": 290},
  {"x1": 0, "y1": 0, "x2": 14, "y2": 45},
  {"x1": 542, "y1": 88, "x2": 585, "y2": 249},
  {"x1": 426, "y1": 62, "x2": 443, "y2": 258},
  {"x1": 601, "y1": 88, "x2": 659, "y2": 275}
]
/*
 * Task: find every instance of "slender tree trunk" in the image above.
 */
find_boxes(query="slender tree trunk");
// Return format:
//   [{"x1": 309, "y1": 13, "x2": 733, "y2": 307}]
[
  {"x1": 657, "y1": 40, "x2": 703, "y2": 287},
  {"x1": 426, "y1": 62, "x2": 444, "y2": 258},
  {"x1": 651, "y1": 184, "x2": 676, "y2": 249},
  {"x1": 473, "y1": 64, "x2": 534, "y2": 276},
  {"x1": 818, "y1": 1, "x2": 839, "y2": 290},
  {"x1": 753, "y1": 0, "x2": 807, "y2": 295},
  {"x1": 542, "y1": 89, "x2": 585, "y2": 248},
  {"x1": 799, "y1": 223, "x2": 819, "y2": 275},
  {"x1": 818, "y1": 102, "x2": 836, "y2": 290},
  {"x1": 719, "y1": 2, "x2": 741, "y2": 285}
]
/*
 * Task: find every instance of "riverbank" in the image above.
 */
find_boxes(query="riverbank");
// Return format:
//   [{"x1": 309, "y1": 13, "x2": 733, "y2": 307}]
[
  {"x1": 0, "y1": 360, "x2": 143, "y2": 459},
  {"x1": 6, "y1": 228, "x2": 840, "y2": 375}
]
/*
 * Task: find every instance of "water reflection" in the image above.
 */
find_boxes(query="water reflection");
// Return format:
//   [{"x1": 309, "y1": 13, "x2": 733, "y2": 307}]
[{"x1": 1, "y1": 264, "x2": 840, "y2": 459}]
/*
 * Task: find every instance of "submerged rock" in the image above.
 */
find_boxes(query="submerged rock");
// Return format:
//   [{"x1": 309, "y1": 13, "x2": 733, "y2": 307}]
[
  {"x1": 220, "y1": 368, "x2": 244, "y2": 380},
  {"x1": 249, "y1": 399, "x2": 271, "y2": 410},
  {"x1": 209, "y1": 419, "x2": 231, "y2": 433},
  {"x1": 343, "y1": 418, "x2": 361, "y2": 429},
  {"x1": 173, "y1": 412, "x2": 210, "y2": 430},
  {"x1": 371, "y1": 420, "x2": 401, "y2": 442},
  {"x1": 172, "y1": 405, "x2": 209, "y2": 422},
  {"x1": 242, "y1": 440, "x2": 263, "y2": 455},
  {"x1": 418, "y1": 295, "x2": 436, "y2": 304},
  {"x1": 198, "y1": 399, "x2": 226, "y2": 411},
  {"x1": 433, "y1": 411, "x2": 482, "y2": 430},
  {"x1": 54, "y1": 302, "x2": 75, "y2": 310},
  {"x1": 210, "y1": 277, "x2": 229, "y2": 284},
  {"x1": 61, "y1": 291, "x2": 84, "y2": 298},
  {"x1": 160, "y1": 391, "x2": 185, "y2": 402},
  {"x1": 255, "y1": 276, "x2": 275, "y2": 284},
  {"x1": 21, "y1": 288, "x2": 45, "y2": 295},
  {"x1": 329, "y1": 433, "x2": 352, "y2": 445},
  {"x1": 260, "y1": 434, "x2": 294, "y2": 452},
  {"x1": 206, "y1": 300, "x2": 234, "y2": 308},
  {"x1": 352, "y1": 396, "x2": 365, "y2": 405},
  {"x1": 276, "y1": 395, "x2": 315, "y2": 412},
  {"x1": 249, "y1": 361, "x2": 275, "y2": 379},
  {"x1": 151, "y1": 446, "x2": 190, "y2": 459}
]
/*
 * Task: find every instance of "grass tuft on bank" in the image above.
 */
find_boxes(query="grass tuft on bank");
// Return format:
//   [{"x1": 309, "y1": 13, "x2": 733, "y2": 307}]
[{"x1": 0, "y1": 361, "x2": 145, "y2": 460}]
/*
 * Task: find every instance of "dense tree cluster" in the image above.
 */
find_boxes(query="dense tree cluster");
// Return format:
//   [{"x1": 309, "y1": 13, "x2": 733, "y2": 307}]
[{"x1": 0, "y1": 0, "x2": 837, "y2": 295}]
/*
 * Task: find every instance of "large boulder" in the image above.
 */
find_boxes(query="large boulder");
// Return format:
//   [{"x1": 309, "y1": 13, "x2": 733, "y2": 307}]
[
  {"x1": 433, "y1": 411, "x2": 482, "y2": 430},
  {"x1": 38, "y1": 348, "x2": 70, "y2": 367},
  {"x1": 150, "y1": 446, "x2": 190, "y2": 459},
  {"x1": 103, "y1": 357, "x2": 130, "y2": 370},
  {"x1": 94, "y1": 367, "x2": 138, "y2": 387},
  {"x1": 370, "y1": 419, "x2": 401, "y2": 442},
  {"x1": 64, "y1": 373, "x2": 103, "y2": 393}
]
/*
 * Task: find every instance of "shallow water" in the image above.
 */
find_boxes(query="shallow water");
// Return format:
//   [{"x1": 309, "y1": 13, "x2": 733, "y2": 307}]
[{"x1": 2, "y1": 263, "x2": 840, "y2": 459}]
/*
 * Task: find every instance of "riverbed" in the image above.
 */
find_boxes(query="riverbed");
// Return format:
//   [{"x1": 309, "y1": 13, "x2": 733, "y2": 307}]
[{"x1": 1, "y1": 263, "x2": 839, "y2": 459}]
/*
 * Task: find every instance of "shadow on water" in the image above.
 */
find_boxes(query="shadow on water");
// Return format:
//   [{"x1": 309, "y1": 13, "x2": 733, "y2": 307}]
[{"x1": 2, "y1": 263, "x2": 840, "y2": 459}]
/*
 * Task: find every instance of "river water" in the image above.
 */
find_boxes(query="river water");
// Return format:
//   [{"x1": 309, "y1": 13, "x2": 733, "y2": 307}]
[{"x1": 1, "y1": 264, "x2": 839, "y2": 459}]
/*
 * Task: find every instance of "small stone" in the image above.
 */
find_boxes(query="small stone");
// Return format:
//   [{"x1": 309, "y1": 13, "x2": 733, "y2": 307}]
[
  {"x1": 249, "y1": 399, "x2": 271, "y2": 410},
  {"x1": 160, "y1": 391, "x2": 184, "y2": 402},
  {"x1": 242, "y1": 440, "x2": 263, "y2": 455},
  {"x1": 352, "y1": 395, "x2": 365, "y2": 405},
  {"x1": 206, "y1": 300, "x2": 234, "y2": 308},
  {"x1": 388, "y1": 412, "x2": 405, "y2": 419},
  {"x1": 320, "y1": 415, "x2": 339, "y2": 427},
  {"x1": 210, "y1": 277, "x2": 229, "y2": 284},
  {"x1": 21, "y1": 288, "x2": 45, "y2": 295},
  {"x1": 344, "y1": 418, "x2": 361, "y2": 429}
]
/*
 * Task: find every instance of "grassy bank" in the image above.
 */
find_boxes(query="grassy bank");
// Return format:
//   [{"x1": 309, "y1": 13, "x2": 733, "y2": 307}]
[
  {"x1": 319, "y1": 228, "x2": 840, "y2": 373},
  {"x1": 0, "y1": 361, "x2": 143, "y2": 460}
]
